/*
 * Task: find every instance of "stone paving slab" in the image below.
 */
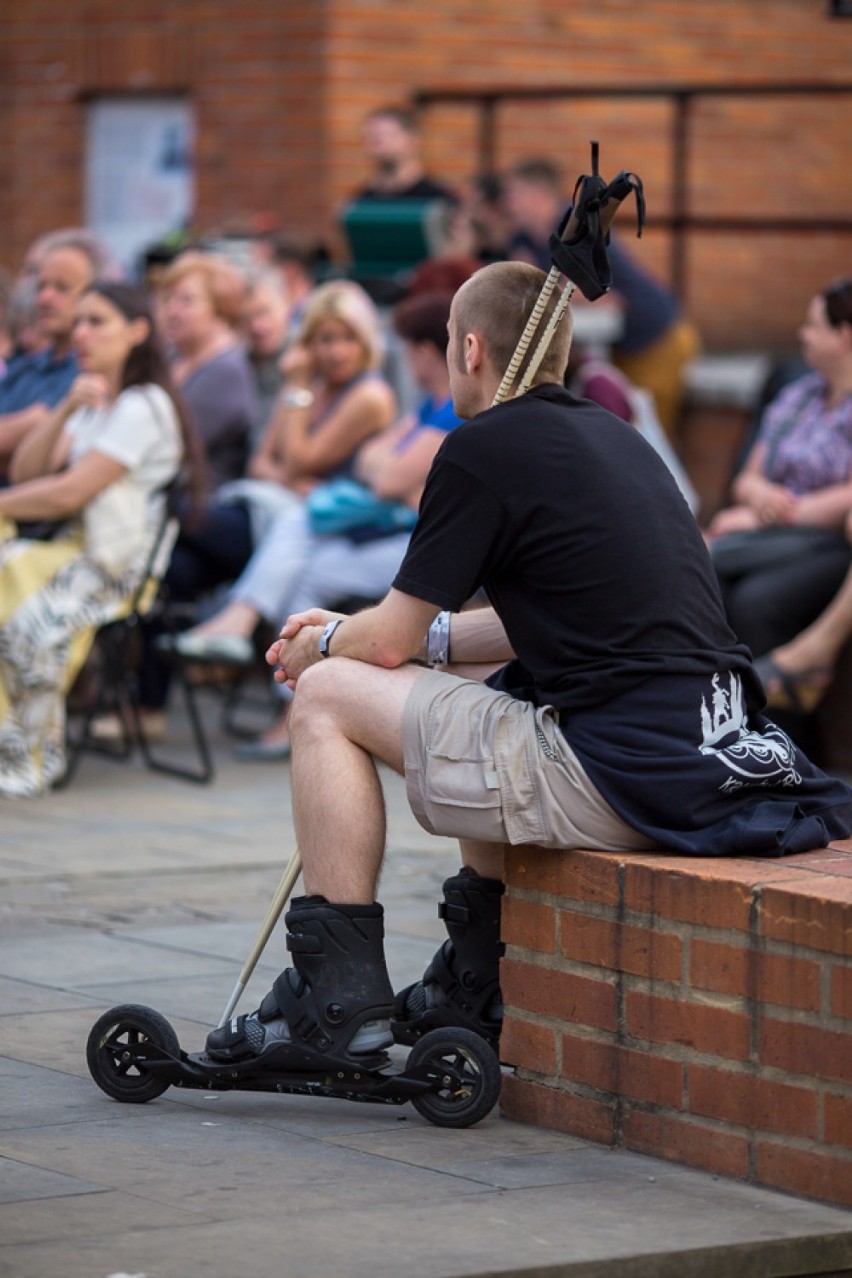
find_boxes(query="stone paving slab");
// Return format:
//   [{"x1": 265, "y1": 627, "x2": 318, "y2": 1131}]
[
  {"x1": 0, "y1": 1055, "x2": 118, "y2": 1127},
  {"x1": 0, "y1": 977, "x2": 101, "y2": 1017},
  {"x1": 0, "y1": 1188, "x2": 210, "y2": 1248},
  {"x1": 1, "y1": 1177, "x2": 850, "y2": 1278},
  {"x1": 0, "y1": 1108, "x2": 499, "y2": 1222},
  {"x1": 2, "y1": 712, "x2": 851, "y2": 1278},
  {"x1": 0, "y1": 1155, "x2": 105, "y2": 1205},
  {"x1": 0, "y1": 932, "x2": 239, "y2": 988}
]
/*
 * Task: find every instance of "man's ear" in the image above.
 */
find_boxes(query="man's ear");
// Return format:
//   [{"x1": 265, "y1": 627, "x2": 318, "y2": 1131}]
[{"x1": 465, "y1": 332, "x2": 482, "y2": 373}]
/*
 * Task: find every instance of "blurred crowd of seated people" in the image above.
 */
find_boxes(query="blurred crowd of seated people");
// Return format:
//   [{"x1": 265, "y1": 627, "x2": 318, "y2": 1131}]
[
  {"x1": 1, "y1": 99, "x2": 848, "y2": 789},
  {"x1": 705, "y1": 277, "x2": 852, "y2": 757}
]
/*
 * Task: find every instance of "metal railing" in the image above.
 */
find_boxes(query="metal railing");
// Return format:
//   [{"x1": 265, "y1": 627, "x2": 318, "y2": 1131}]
[{"x1": 412, "y1": 82, "x2": 852, "y2": 296}]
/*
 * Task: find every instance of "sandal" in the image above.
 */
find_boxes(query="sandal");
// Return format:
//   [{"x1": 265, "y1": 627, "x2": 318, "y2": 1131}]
[{"x1": 753, "y1": 654, "x2": 833, "y2": 715}]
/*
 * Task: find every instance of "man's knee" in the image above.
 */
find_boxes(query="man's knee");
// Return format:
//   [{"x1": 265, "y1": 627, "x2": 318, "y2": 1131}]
[
  {"x1": 290, "y1": 656, "x2": 385, "y2": 731},
  {"x1": 290, "y1": 658, "x2": 420, "y2": 768},
  {"x1": 290, "y1": 659, "x2": 349, "y2": 729}
]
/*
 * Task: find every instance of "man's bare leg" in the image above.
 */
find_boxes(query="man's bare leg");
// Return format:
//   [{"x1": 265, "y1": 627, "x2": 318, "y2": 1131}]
[
  {"x1": 207, "y1": 658, "x2": 511, "y2": 1062},
  {"x1": 458, "y1": 839, "x2": 505, "y2": 880},
  {"x1": 287, "y1": 658, "x2": 427, "y2": 902},
  {"x1": 288, "y1": 657, "x2": 508, "y2": 901},
  {"x1": 448, "y1": 663, "x2": 509, "y2": 883},
  {"x1": 204, "y1": 657, "x2": 425, "y2": 1065}
]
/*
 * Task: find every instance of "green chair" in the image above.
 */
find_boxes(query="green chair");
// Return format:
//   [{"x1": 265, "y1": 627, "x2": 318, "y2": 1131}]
[{"x1": 341, "y1": 199, "x2": 452, "y2": 298}]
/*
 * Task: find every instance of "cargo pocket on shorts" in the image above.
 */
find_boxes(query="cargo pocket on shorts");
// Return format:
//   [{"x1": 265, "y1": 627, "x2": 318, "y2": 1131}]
[
  {"x1": 493, "y1": 704, "x2": 552, "y2": 846},
  {"x1": 419, "y1": 749, "x2": 506, "y2": 842}
]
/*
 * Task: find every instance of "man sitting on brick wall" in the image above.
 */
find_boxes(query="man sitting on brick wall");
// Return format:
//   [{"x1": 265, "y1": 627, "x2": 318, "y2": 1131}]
[{"x1": 203, "y1": 260, "x2": 852, "y2": 1075}]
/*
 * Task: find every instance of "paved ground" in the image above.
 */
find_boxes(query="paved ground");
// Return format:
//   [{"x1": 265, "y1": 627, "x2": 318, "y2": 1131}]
[{"x1": 1, "y1": 693, "x2": 851, "y2": 1278}]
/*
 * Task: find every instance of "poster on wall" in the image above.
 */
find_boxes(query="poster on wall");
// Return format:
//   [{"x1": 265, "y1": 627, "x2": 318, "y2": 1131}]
[{"x1": 86, "y1": 98, "x2": 194, "y2": 277}]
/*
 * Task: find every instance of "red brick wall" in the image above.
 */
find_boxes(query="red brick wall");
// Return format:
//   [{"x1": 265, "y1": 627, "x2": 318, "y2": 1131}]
[
  {"x1": 0, "y1": 17, "x2": 10, "y2": 277},
  {"x1": 2, "y1": 0, "x2": 851, "y2": 347},
  {"x1": 500, "y1": 842, "x2": 852, "y2": 1209},
  {"x1": 1, "y1": 2, "x2": 330, "y2": 261},
  {"x1": 322, "y1": 0, "x2": 852, "y2": 348}
]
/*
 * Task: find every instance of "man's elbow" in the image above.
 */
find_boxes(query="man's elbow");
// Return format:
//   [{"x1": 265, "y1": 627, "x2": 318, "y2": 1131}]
[
  {"x1": 368, "y1": 635, "x2": 419, "y2": 669},
  {"x1": 372, "y1": 642, "x2": 410, "y2": 669}
]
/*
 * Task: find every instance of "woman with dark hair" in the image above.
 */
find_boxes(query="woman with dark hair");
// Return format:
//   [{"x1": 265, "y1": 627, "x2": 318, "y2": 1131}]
[
  {"x1": 707, "y1": 278, "x2": 852, "y2": 665},
  {"x1": 0, "y1": 281, "x2": 198, "y2": 796}
]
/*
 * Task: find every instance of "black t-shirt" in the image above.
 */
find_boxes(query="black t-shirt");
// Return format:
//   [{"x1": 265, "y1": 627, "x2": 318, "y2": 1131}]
[
  {"x1": 393, "y1": 384, "x2": 852, "y2": 854},
  {"x1": 395, "y1": 383, "x2": 754, "y2": 716}
]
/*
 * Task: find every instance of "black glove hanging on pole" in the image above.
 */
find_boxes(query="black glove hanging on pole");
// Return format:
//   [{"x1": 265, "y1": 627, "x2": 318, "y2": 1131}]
[
  {"x1": 493, "y1": 141, "x2": 645, "y2": 405},
  {"x1": 548, "y1": 141, "x2": 645, "y2": 301}
]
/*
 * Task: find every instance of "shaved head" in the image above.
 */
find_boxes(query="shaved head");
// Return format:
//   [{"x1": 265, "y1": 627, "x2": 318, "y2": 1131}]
[{"x1": 452, "y1": 261, "x2": 572, "y2": 387}]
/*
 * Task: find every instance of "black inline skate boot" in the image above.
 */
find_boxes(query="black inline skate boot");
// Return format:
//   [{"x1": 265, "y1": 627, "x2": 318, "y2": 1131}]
[
  {"x1": 205, "y1": 895, "x2": 394, "y2": 1071},
  {"x1": 392, "y1": 867, "x2": 505, "y2": 1052}
]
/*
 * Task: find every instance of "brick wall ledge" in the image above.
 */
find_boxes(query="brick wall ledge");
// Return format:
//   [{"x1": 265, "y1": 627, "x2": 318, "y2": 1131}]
[{"x1": 500, "y1": 839, "x2": 852, "y2": 1209}]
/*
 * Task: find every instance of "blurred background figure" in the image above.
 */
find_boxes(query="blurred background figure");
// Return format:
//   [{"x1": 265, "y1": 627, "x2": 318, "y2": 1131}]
[
  {"x1": 137, "y1": 279, "x2": 397, "y2": 734},
  {"x1": 257, "y1": 234, "x2": 319, "y2": 339},
  {"x1": 165, "y1": 290, "x2": 460, "y2": 762},
  {"x1": 0, "y1": 268, "x2": 12, "y2": 375},
  {"x1": 158, "y1": 249, "x2": 256, "y2": 492},
  {"x1": 242, "y1": 267, "x2": 294, "y2": 449},
  {"x1": 2, "y1": 275, "x2": 47, "y2": 373},
  {"x1": 15, "y1": 227, "x2": 120, "y2": 286},
  {"x1": 0, "y1": 231, "x2": 114, "y2": 481},
  {"x1": 87, "y1": 248, "x2": 259, "y2": 743},
  {"x1": 352, "y1": 106, "x2": 456, "y2": 204},
  {"x1": 505, "y1": 157, "x2": 700, "y2": 435},
  {"x1": 454, "y1": 172, "x2": 512, "y2": 266},
  {"x1": 0, "y1": 281, "x2": 198, "y2": 796},
  {"x1": 707, "y1": 277, "x2": 852, "y2": 665}
]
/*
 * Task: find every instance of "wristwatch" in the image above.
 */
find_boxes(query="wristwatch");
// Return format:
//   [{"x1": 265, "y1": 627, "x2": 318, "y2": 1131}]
[
  {"x1": 281, "y1": 386, "x2": 315, "y2": 409},
  {"x1": 318, "y1": 618, "x2": 343, "y2": 658}
]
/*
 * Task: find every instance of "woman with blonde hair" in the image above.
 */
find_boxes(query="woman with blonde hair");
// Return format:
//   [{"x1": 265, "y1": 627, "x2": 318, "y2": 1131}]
[{"x1": 146, "y1": 280, "x2": 397, "y2": 693}]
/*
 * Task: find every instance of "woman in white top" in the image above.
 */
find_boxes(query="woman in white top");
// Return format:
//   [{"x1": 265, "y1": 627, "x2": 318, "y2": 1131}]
[{"x1": 0, "y1": 281, "x2": 200, "y2": 797}]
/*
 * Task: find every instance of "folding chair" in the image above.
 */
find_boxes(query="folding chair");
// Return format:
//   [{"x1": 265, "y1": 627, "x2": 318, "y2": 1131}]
[{"x1": 62, "y1": 507, "x2": 215, "y2": 786}]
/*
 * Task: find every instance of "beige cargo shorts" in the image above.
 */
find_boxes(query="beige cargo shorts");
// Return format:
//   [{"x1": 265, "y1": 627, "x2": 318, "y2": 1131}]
[{"x1": 402, "y1": 669, "x2": 653, "y2": 851}]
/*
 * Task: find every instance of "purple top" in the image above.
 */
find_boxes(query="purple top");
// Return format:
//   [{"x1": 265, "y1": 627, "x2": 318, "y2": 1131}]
[{"x1": 758, "y1": 372, "x2": 852, "y2": 495}]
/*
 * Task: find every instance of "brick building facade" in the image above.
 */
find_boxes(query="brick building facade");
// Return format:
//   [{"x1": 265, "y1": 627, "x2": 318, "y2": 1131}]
[{"x1": 2, "y1": 0, "x2": 851, "y2": 348}]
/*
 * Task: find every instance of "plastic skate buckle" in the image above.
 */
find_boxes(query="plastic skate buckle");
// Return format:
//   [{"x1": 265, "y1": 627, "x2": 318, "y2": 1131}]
[
  {"x1": 438, "y1": 902, "x2": 470, "y2": 924},
  {"x1": 286, "y1": 931, "x2": 322, "y2": 954},
  {"x1": 290, "y1": 1009, "x2": 331, "y2": 1052}
]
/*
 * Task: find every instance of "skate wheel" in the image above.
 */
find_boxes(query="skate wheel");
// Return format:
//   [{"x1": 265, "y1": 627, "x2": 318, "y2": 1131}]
[
  {"x1": 407, "y1": 1027, "x2": 501, "y2": 1128},
  {"x1": 86, "y1": 1004, "x2": 179, "y2": 1104}
]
